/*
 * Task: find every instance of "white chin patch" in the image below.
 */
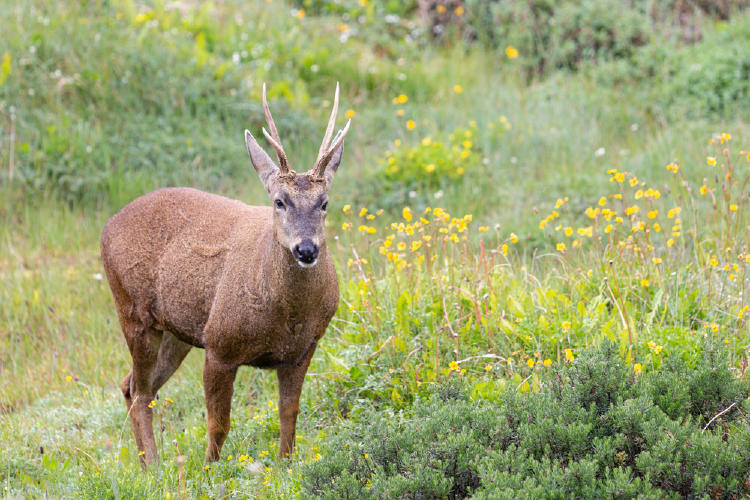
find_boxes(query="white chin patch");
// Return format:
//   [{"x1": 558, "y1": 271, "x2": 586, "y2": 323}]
[{"x1": 297, "y1": 259, "x2": 318, "y2": 268}]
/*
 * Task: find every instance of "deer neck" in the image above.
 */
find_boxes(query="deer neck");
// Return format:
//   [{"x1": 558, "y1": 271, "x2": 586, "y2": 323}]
[{"x1": 264, "y1": 234, "x2": 328, "y2": 304}]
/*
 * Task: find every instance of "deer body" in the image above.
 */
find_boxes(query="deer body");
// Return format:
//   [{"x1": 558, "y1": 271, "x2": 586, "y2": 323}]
[
  {"x1": 101, "y1": 84, "x2": 350, "y2": 465},
  {"x1": 102, "y1": 187, "x2": 338, "y2": 362}
]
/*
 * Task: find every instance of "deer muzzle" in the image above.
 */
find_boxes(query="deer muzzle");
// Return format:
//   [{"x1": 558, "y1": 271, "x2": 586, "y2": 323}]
[{"x1": 292, "y1": 239, "x2": 319, "y2": 267}]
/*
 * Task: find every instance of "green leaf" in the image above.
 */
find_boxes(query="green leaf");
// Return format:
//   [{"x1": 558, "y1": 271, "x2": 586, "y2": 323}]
[
  {"x1": 327, "y1": 352, "x2": 350, "y2": 374},
  {"x1": 0, "y1": 52, "x2": 11, "y2": 87}
]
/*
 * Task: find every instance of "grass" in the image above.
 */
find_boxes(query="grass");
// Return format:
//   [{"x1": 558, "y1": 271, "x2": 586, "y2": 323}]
[{"x1": 2, "y1": 0, "x2": 750, "y2": 497}]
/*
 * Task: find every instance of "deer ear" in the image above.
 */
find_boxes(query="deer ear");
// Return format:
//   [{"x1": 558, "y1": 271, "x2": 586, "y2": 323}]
[
  {"x1": 245, "y1": 129, "x2": 278, "y2": 191},
  {"x1": 322, "y1": 136, "x2": 345, "y2": 186}
]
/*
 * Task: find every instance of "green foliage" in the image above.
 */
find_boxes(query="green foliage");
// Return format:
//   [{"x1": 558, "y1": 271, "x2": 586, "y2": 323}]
[
  {"x1": 292, "y1": 0, "x2": 416, "y2": 18},
  {"x1": 304, "y1": 341, "x2": 750, "y2": 498},
  {"x1": 0, "y1": 0, "x2": 433, "y2": 203},
  {"x1": 378, "y1": 123, "x2": 482, "y2": 190},
  {"x1": 461, "y1": 0, "x2": 748, "y2": 78},
  {"x1": 665, "y1": 19, "x2": 750, "y2": 117},
  {"x1": 595, "y1": 12, "x2": 750, "y2": 118},
  {"x1": 466, "y1": 0, "x2": 649, "y2": 76}
]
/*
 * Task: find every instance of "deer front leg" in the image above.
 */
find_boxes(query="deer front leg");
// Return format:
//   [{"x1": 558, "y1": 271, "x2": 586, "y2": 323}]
[
  {"x1": 276, "y1": 342, "x2": 317, "y2": 458},
  {"x1": 203, "y1": 351, "x2": 238, "y2": 462}
]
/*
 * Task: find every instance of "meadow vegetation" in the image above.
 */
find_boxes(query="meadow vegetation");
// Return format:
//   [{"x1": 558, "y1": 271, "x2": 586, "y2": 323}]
[{"x1": 2, "y1": 0, "x2": 750, "y2": 497}]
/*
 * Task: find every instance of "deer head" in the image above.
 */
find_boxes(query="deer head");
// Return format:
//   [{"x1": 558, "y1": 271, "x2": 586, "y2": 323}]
[{"x1": 244, "y1": 83, "x2": 351, "y2": 268}]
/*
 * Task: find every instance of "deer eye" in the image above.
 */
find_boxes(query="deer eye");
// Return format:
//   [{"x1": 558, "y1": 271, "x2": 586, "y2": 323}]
[
  {"x1": 274, "y1": 199, "x2": 285, "y2": 209},
  {"x1": 321, "y1": 201, "x2": 328, "y2": 211}
]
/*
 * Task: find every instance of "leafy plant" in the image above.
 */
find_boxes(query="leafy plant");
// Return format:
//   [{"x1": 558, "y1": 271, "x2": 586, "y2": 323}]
[
  {"x1": 378, "y1": 123, "x2": 483, "y2": 188},
  {"x1": 304, "y1": 340, "x2": 750, "y2": 498}
]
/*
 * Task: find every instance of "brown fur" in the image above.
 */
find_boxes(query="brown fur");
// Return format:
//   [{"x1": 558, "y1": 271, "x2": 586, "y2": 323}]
[{"x1": 101, "y1": 89, "x2": 348, "y2": 466}]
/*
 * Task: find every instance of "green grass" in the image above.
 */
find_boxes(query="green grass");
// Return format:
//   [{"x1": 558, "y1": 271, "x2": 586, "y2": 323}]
[{"x1": 2, "y1": 0, "x2": 750, "y2": 497}]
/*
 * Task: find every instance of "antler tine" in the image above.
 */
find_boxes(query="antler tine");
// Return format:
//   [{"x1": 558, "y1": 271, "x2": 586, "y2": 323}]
[
  {"x1": 313, "y1": 119, "x2": 351, "y2": 178},
  {"x1": 262, "y1": 127, "x2": 290, "y2": 173},
  {"x1": 261, "y1": 83, "x2": 290, "y2": 173},
  {"x1": 314, "y1": 82, "x2": 340, "y2": 170}
]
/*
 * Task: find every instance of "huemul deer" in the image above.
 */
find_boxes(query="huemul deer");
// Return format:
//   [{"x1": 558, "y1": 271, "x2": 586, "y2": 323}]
[{"x1": 100, "y1": 83, "x2": 350, "y2": 465}]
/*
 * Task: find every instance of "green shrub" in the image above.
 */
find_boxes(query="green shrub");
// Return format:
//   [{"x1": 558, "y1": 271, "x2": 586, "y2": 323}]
[
  {"x1": 458, "y1": 0, "x2": 748, "y2": 78},
  {"x1": 665, "y1": 19, "x2": 750, "y2": 117},
  {"x1": 594, "y1": 11, "x2": 750, "y2": 118},
  {"x1": 303, "y1": 340, "x2": 750, "y2": 498},
  {"x1": 376, "y1": 122, "x2": 484, "y2": 201}
]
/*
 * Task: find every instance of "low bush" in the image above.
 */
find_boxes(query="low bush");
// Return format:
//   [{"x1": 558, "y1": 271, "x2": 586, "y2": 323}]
[
  {"x1": 596, "y1": 11, "x2": 750, "y2": 118},
  {"x1": 304, "y1": 340, "x2": 750, "y2": 499},
  {"x1": 378, "y1": 122, "x2": 483, "y2": 190},
  {"x1": 458, "y1": 0, "x2": 748, "y2": 78}
]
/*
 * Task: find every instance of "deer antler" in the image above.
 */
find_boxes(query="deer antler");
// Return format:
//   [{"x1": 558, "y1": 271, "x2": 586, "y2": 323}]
[
  {"x1": 314, "y1": 120, "x2": 351, "y2": 179},
  {"x1": 313, "y1": 83, "x2": 351, "y2": 178},
  {"x1": 261, "y1": 83, "x2": 290, "y2": 174}
]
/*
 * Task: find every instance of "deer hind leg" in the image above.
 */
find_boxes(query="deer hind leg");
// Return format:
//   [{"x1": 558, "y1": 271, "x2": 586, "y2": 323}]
[
  {"x1": 120, "y1": 370, "x2": 145, "y2": 456},
  {"x1": 151, "y1": 331, "x2": 192, "y2": 395},
  {"x1": 203, "y1": 351, "x2": 237, "y2": 462},
  {"x1": 123, "y1": 323, "x2": 162, "y2": 467},
  {"x1": 276, "y1": 342, "x2": 317, "y2": 458}
]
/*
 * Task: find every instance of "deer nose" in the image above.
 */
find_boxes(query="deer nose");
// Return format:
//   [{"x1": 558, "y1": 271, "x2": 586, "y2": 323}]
[{"x1": 293, "y1": 240, "x2": 319, "y2": 264}]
